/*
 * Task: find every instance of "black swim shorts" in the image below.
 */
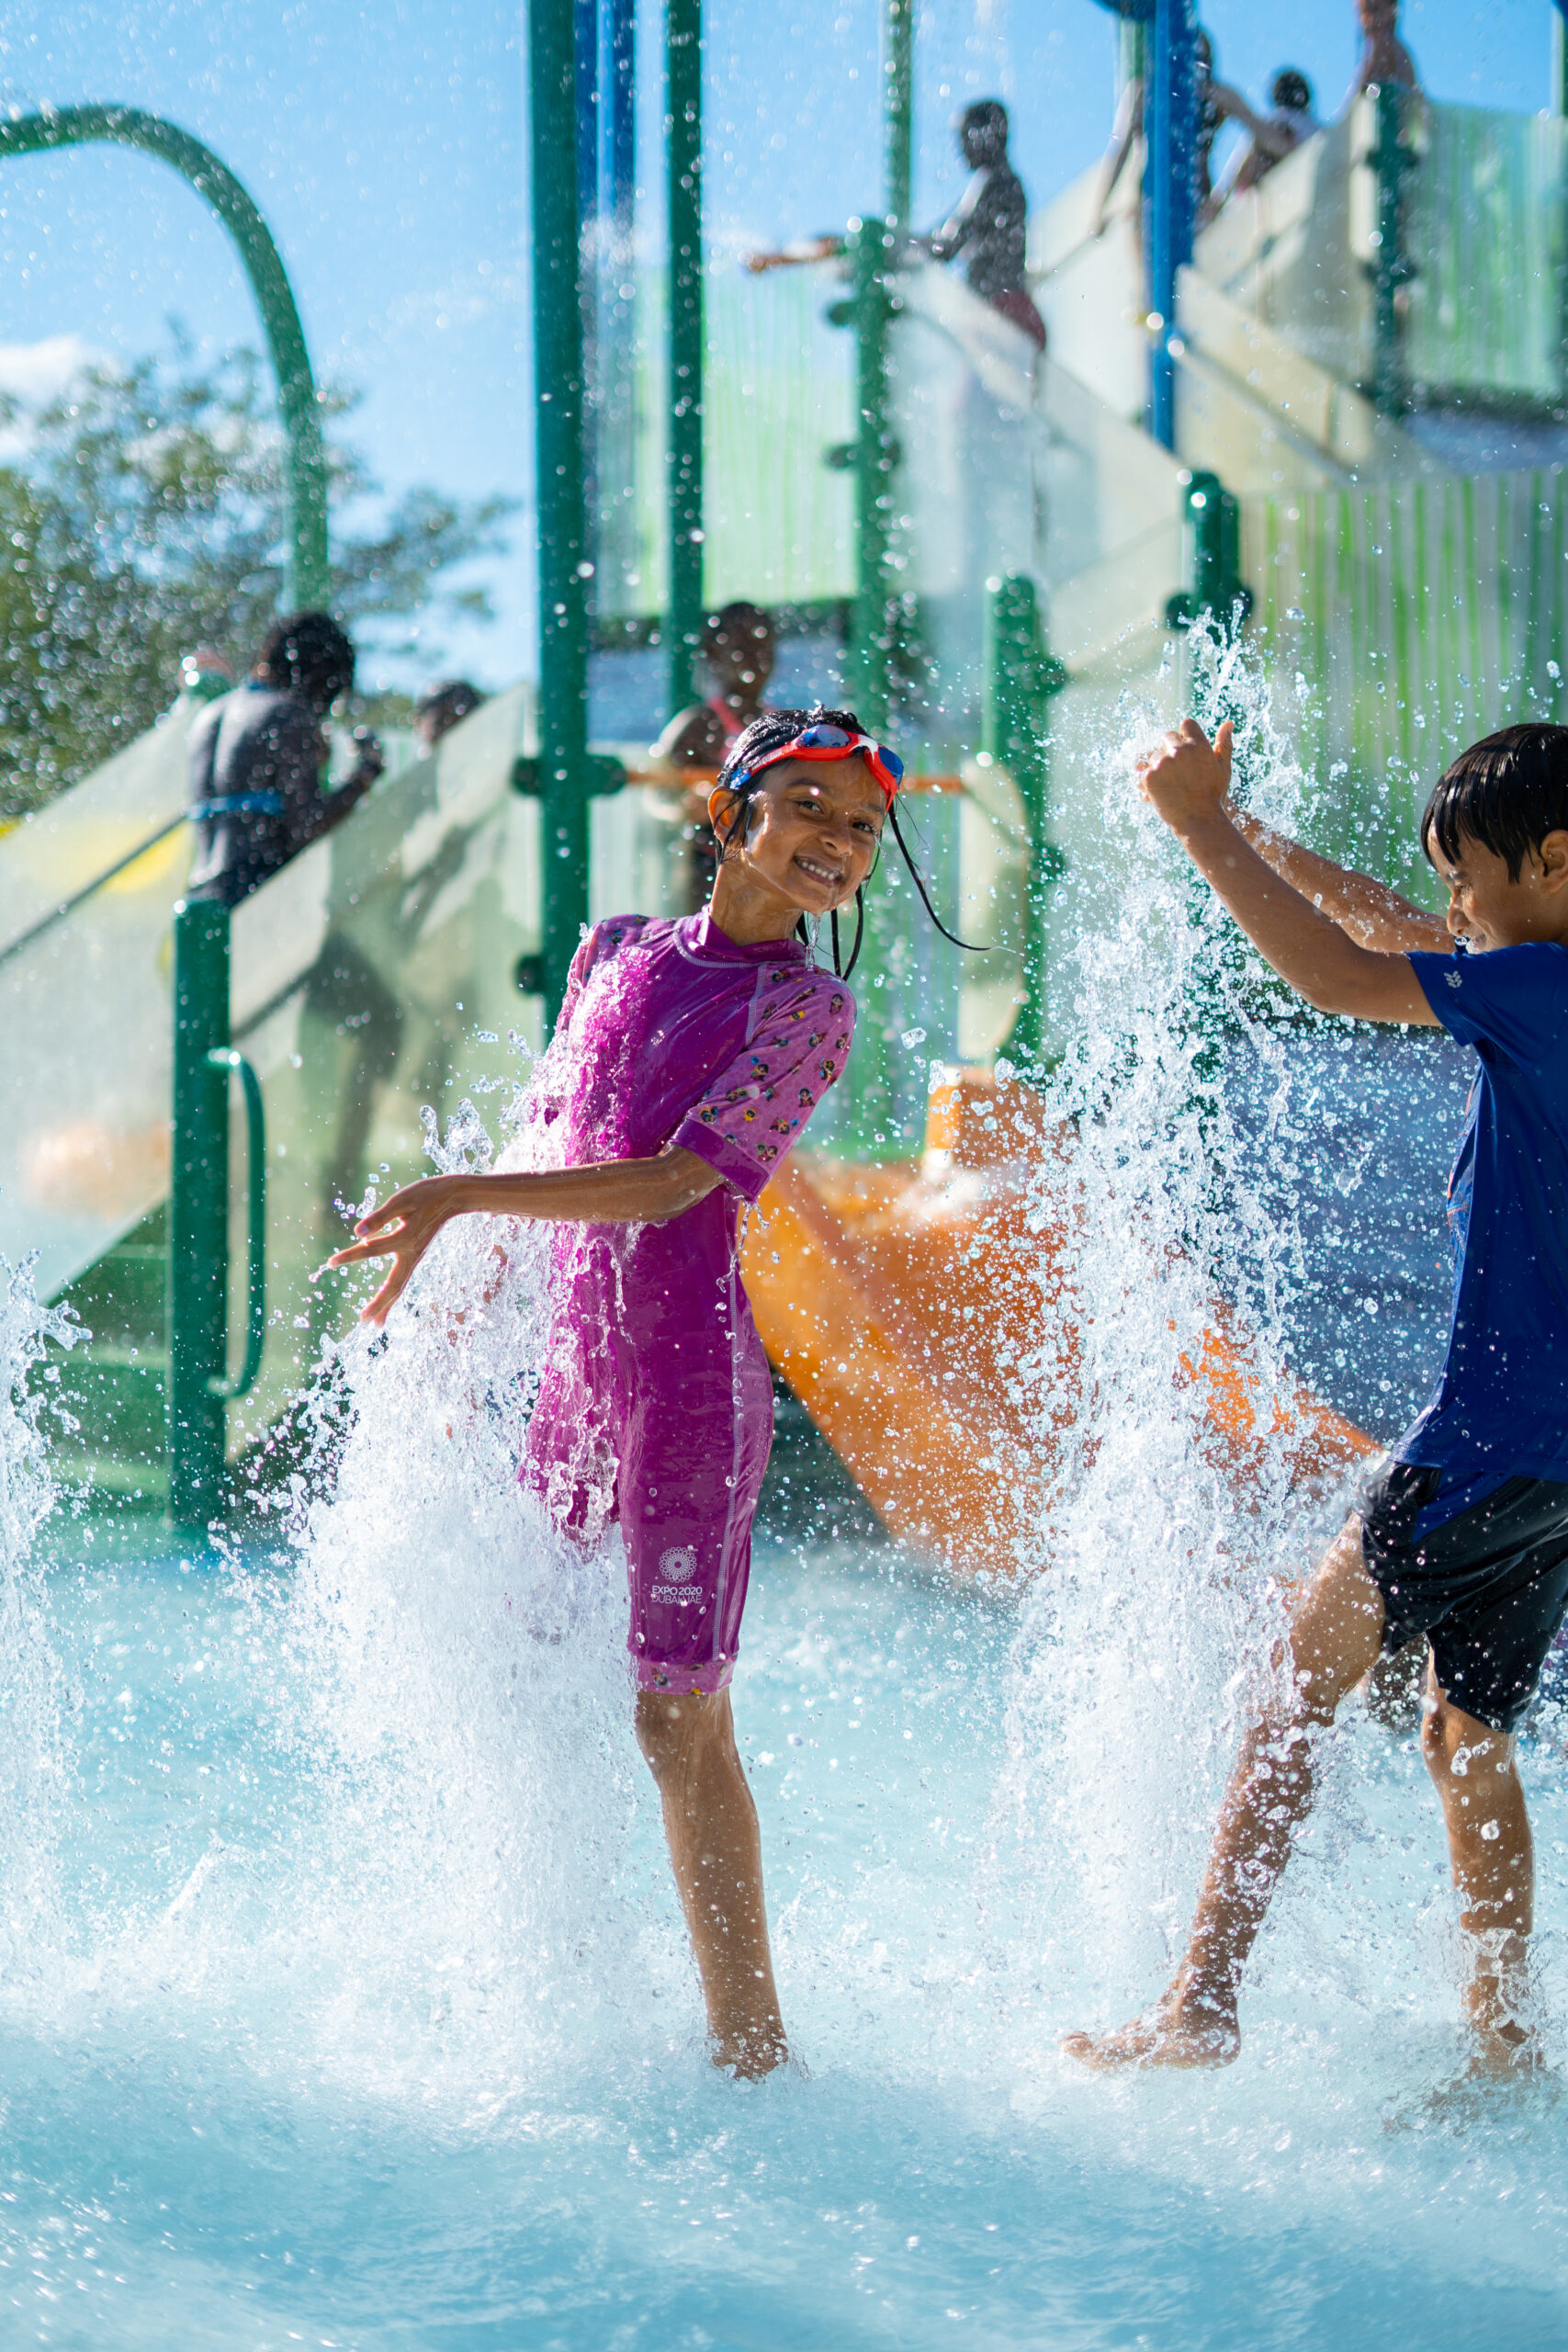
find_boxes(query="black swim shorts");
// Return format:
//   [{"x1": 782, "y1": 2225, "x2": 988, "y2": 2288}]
[{"x1": 1358, "y1": 1459, "x2": 1568, "y2": 1734}]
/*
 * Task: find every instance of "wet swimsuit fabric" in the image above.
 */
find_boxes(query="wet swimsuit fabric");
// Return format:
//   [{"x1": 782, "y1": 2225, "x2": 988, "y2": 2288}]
[
  {"x1": 1359, "y1": 1459, "x2": 1568, "y2": 1732},
  {"x1": 519, "y1": 913, "x2": 855, "y2": 1692}
]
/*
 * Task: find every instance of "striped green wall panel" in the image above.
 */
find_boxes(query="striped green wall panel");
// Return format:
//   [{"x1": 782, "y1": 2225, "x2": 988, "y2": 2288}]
[{"x1": 1245, "y1": 469, "x2": 1567, "y2": 895}]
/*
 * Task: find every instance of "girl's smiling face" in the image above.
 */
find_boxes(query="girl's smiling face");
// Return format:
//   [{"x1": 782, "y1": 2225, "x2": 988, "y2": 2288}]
[{"x1": 707, "y1": 758, "x2": 886, "y2": 931}]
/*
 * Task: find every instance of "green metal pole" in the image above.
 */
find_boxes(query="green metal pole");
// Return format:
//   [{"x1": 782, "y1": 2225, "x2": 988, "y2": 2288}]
[
  {"x1": 0, "y1": 107, "x2": 328, "y2": 609},
  {"x1": 667, "y1": 0, "x2": 705, "y2": 714},
  {"x1": 1367, "y1": 82, "x2": 1413, "y2": 417},
  {"x1": 529, "y1": 0, "x2": 593, "y2": 1023},
  {"x1": 166, "y1": 899, "x2": 231, "y2": 1531},
  {"x1": 1164, "y1": 469, "x2": 1252, "y2": 632},
  {"x1": 847, "y1": 217, "x2": 897, "y2": 728},
  {"x1": 832, "y1": 214, "x2": 914, "y2": 1157},
  {"x1": 884, "y1": 0, "x2": 914, "y2": 230},
  {"x1": 986, "y1": 574, "x2": 1066, "y2": 1072}
]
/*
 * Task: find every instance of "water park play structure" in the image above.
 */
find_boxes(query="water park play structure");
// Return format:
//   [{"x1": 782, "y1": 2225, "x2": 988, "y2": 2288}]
[
  {"x1": 9, "y1": 13, "x2": 1568, "y2": 2345},
  {"x1": 5, "y1": 3, "x2": 1568, "y2": 1549}
]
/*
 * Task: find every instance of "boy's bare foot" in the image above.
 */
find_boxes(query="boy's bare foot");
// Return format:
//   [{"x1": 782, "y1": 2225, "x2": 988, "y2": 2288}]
[
  {"x1": 1062, "y1": 1975, "x2": 1240, "y2": 2072},
  {"x1": 715, "y1": 2026, "x2": 792, "y2": 2080},
  {"x1": 1466, "y1": 2015, "x2": 1546, "y2": 2080}
]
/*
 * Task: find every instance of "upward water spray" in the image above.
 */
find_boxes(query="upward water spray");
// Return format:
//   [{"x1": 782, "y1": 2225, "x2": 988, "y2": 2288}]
[
  {"x1": 988, "y1": 628, "x2": 1472, "y2": 2054},
  {"x1": 268, "y1": 1018, "x2": 661, "y2": 2094},
  {"x1": 0, "y1": 1259, "x2": 72, "y2": 1975}
]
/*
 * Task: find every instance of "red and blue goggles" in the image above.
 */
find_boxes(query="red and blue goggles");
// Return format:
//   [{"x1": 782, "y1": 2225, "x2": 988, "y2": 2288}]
[{"x1": 729, "y1": 723, "x2": 904, "y2": 809}]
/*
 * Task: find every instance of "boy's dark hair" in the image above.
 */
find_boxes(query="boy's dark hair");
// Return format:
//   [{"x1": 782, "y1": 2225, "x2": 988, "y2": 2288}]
[
  {"x1": 1422, "y1": 725, "x2": 1568, "y2": 881},
  {"x1": 255, "y1": 611, "x2": 355, "y2": 710},
  {"x1": 1272, "y1": 68, "x2": 1313, "y2": 112}
]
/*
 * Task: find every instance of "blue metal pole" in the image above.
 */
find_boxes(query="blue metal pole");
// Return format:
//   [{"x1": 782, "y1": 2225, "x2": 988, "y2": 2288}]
[
  {"x1": 666, "y1": 0, "x2": 705, "y2": 715},
  {"x1": 1145, "y1": 0, "x2": 1196, "y2": 448}
]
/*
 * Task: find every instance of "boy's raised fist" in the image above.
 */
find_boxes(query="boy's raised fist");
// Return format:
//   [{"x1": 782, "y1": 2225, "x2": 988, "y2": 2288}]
[{"x1": 1135, "y1": 717, "x2": 1235, "y2": 831}]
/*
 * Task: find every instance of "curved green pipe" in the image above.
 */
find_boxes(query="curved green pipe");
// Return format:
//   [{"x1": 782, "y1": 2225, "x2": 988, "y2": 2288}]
[{"x1": 0, "y1": 105, "x2": 329, "y2": 609}]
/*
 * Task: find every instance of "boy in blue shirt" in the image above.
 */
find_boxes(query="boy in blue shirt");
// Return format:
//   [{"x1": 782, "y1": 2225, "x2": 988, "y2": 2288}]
[{"x1": 1066, "y1": 718, "x2": 1568, "y2": 2080}]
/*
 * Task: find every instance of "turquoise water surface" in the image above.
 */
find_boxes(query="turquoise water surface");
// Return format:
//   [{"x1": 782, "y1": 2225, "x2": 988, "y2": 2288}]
[{"x1": 2, "y1": 1519, "x2": 1565, "y2": 2352}]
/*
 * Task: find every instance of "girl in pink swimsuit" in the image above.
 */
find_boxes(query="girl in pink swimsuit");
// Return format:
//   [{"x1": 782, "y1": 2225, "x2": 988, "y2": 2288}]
[{"x1": 331, "y1": 708, "x2": 921, "y2": 2077}]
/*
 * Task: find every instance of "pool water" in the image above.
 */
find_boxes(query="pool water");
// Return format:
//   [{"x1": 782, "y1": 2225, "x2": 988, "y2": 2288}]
[
  {"x1": 0, "y1": 1519, "x2": 1565, "y2": 2352},
  {"x1": 9, "y1": 646, "x2": 1568, "y2": 2350}
]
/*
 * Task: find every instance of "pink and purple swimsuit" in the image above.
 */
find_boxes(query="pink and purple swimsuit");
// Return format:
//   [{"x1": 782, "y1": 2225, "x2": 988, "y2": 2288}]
[{"x1": 520, "y1": 912, "x2": 855, "y2": 1693}]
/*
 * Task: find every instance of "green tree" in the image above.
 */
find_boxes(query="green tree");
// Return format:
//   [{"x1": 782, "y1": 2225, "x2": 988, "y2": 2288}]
[{"x1": 0, "y1": 331, "x2": 515, "y2": 822}]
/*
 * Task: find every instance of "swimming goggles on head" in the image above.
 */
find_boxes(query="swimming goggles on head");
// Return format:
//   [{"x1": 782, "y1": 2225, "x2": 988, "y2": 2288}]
[{"x1": 728, "y1": 723, "x2": 905, "y2": 809}]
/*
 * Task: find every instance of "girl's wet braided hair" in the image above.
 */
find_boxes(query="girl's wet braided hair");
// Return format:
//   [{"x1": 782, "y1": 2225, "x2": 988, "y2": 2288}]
[{"x1": 714, "y1": 705, "x2": 984, "y2": 981}]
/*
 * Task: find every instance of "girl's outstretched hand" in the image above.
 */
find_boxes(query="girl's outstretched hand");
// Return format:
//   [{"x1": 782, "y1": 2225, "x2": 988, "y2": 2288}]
[
  {"x1": 325, "y1": 1174, "x2": 464, "y2": 1327},
  {"x1": 1135, "y1": 717, "x2": 1234, "y2": 832}
]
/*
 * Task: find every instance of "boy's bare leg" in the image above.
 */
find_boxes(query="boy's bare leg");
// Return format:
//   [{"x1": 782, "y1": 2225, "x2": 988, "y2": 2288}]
[
  {"x1": 1421, "y1": 1670, "x2": 1540, "y2": 2074},
  {"x1": 1064, "y1": 1518, "x2": 1386, "y2": 2070},
  {"x1": 635, "y1": 1688, "x2": 788, "y2": 2077}
]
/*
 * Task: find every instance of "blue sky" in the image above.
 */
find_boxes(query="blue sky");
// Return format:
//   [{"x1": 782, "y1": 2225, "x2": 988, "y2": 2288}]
[{"x1": 0, "y1": 0, "x2": 1549, "y2": 691}]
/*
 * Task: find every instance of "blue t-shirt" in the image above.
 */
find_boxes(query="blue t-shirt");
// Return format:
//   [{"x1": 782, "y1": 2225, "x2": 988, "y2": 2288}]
[{"x1": 1403, "y1": 943, "x2": 1568, "y2": 1479}]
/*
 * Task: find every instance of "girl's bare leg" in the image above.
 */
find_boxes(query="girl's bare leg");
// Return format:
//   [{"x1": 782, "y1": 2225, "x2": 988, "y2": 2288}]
[
  {"x1": 636, "y1": 1688, "x2": 788, "y2": 2076},
  {"x1": 1421, "y1": 1671, "x2": 1540, "y2": 2073},
  {"x1": 1064, "y1": 1518, "x2": 1386, "y2": 2069}
]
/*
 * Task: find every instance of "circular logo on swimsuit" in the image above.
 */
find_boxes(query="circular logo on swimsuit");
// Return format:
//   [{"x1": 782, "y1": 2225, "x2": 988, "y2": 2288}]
[{"x1": 659, "y1": 1545, "x2": 699, "y2": 1585}]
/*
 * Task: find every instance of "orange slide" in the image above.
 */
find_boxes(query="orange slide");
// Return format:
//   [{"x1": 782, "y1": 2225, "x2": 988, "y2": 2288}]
[{"x1": 740, "y1": 1069, "x2": 1375, "y2": 1577}]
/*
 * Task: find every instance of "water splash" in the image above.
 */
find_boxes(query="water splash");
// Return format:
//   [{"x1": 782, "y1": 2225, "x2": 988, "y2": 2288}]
[
  {"x1": 0, "y1": 1256, "x2": 73, "y2": 1973},
  {"x1": 990, "y1": 629, "x2": 1439, "y2": 2036},
  {"x1": 240, "y1": 1039, "x2": 658, "y2": 2102}
]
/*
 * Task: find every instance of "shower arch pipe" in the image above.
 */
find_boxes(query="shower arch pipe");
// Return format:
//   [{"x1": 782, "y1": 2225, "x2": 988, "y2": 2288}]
[{"x1": 0, "y1": 106, "x2": 330, "y2": 609}]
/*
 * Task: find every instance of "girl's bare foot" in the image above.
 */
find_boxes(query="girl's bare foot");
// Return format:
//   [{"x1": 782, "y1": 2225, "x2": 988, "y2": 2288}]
[{"x1": 1062, "y1": 1974, "x2": 1241, "y2": 2071}]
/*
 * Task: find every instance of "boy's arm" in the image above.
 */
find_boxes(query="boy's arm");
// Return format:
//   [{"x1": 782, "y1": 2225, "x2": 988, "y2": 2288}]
[
  {"x1": 1140, "y1": 720, "x2": 1440, "y2": 1027},
  {"x1": 1228, "y1": 809, "x2": 1450, "y2": 952}
]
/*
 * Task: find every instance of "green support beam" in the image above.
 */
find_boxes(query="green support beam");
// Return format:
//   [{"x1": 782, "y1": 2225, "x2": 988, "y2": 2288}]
[
  {"x1": 1366, "y1": 81, "x2": 1416, "y2": 418},
  {"x1": 166, "y1": 904, "x2": 266, "y2": 1531},
  {"x1": 667, "y1": 0, "x2": 705, "y2": 714},
  {"x1": 986, "y1": 575, "x2": 1066, "y2": 1072},
  {"x1": 846, "y1": 216, "x2": 899, "y2": 729},
  {"x1": 832, "y1": 213, "x2": 913, "y2": 1158},
  {"x1": 884, "y1": 0, "x2": 914, "y2": 230},
  {"x1": 0, "y1": 106, "x2": 328, "y2": 609},
  {"x1": 166, "y1": 900, "x2": 231, "y2": 1531},
  {"x1": 1165, "y1": 469, "x2": 1252, "y2": 632},
  {"x1": 529, "y1": 0, "x2": 594, "y2": 1023}
]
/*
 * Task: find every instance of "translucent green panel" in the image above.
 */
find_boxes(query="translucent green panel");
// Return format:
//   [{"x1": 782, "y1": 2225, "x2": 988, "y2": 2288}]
[
  {"x1": 0, "y1": 732, "x2": 194, "y2": 1303},
  {"x1": 223, "y1": 688, "x2": 541, "y2": 1445},
  {"x1": 1405, "y1": 106, "x2": 1568, "y2": 411}
]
